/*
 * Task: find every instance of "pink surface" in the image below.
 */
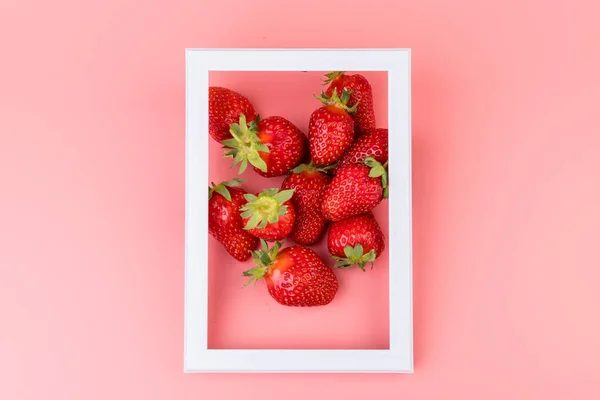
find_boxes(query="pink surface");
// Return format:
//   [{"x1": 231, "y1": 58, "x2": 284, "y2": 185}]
[
  {"x1": 1, "y1": 0, "x2": 599, "y2": 399},
  {"x1": 207, "y1": 72, "x2": 389, "y2": 350}
]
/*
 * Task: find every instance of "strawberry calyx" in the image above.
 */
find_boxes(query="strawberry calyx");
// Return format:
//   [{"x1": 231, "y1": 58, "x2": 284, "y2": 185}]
[
  {"x1": 314, "y1": 87, "x2": 359, "y2": 114},
  {"x1": 239, "y1": 187, "x2": 295, "y2": 230},
  {"x1": 331, "y1": 244, "x2": 377, "y2": 272},
  {"x1": 208, "y1": 178, "x2": 244, "y2": 202},
  {"x1": 222, "y1": 113, "x2": 270, "y2": 174},
  {"x1": 290, "y1": 161, "x2": 335, "y2": 174},
  {"x1": 321, "y1": 71, "x2": 345, "y2": 85},
  {"x1": 364, "y1": 156, "x2": 389, "y2": 199},
  {"x1": 242, "y1": 239, "x2": 283, "y2": 286}
]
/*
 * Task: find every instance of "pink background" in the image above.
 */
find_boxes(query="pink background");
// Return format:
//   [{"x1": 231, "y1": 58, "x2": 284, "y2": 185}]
[
  {"x1": 207, "y1": 72, "x2": 389, "y2": 350},
  {"x1": 1, "y1": 0, "x2": 599, "y2": 399}
]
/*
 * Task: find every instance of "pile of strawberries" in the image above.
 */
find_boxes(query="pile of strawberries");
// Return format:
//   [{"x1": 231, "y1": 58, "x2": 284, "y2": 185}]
[{"x1": 208, "y1": 72, "x2": 388, "y2": 308}]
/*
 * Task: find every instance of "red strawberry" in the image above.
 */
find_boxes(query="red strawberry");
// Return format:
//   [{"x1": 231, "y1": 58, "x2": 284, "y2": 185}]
[
  {"x1": 335, "y1": 128, "x2": 388, "y2": 174},
  {"x1": 239, "y1": 188, "x2": 296, "y2": 241},
  {"x1": 281, "y1": 163, "x2": 332, "y2": 245},
  {"x1": 209, "y1": 87, "x2": 256, "y2": 142},
  {"x1": 308, "y1": 88, "x2": 357, "y2": 166},
  {"x1": 328, "y1": 212, "x2": 385, "y2": 271},
  {"x1": 208, "y1": 178, "x2": 259, "y2": 261},
  {"x1": 223, "y1": 114, "x2": 307, "y2": 177},
  {"x1": 322, "y1": 157, "x2": 388, "y2": 221},
  {"x1": 242, "y1": 241, "x2": 338, "y2": 307},
  {"x1": 323, "y1": 71, "x2": 376, "y2": 135}
]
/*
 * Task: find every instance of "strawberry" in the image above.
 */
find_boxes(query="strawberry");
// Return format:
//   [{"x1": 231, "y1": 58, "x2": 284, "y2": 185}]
[
  {"x1": 209, "y1": 86, "x2": 256, "y2": 142},
  {"x1": 242, "y1": 240, "x2": 338, "y2": 307},
  {"x1": 222, "y1": 114, "x2": 307, "y2": 177},
  {"x1": 208, "y1": 178, "x2": 259, "y2": 261},
  {"x1": 308, "y1": 88, "x2": 357, "y2": 166},
  {"x1": 335, "y1": 128, "x2": 388, "y2": 174},
  {"x1": 239, "y1": 188, "x2": 296, "y2": 241},
  {"x1": 323, "y1": 71, "x2": 376, "y2": 135},
  {"x1": 322, "y1": 157, "x2": 388, "y2": 221},
  {"x1": 328, "y1": 212, "x2": 385, "y2": 271},
  {"x1": 281, "y1": 163, "x2": 332, "y2": 245}
]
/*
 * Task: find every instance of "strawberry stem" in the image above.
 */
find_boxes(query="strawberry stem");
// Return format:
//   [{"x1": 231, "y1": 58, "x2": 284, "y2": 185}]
[
  {"x1": 222, "y1": 114, "x2": 270, "y2": 174},
  {"x1": 331, "y1": 244, "x2": 377, "y2": 272},
  {"x1": 239, "y1": 188, "x2": 295, "y2": 230}
]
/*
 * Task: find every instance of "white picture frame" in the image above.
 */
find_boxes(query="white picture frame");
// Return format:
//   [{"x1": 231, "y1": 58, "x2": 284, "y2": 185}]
[{"x1": 184, "y1": 48, "x2": 412, "y2": 373}]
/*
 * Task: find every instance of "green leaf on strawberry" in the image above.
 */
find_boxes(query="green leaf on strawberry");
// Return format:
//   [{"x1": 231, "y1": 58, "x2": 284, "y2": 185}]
[
  {"x1": 290, "y1": 161, "x2": 335, "y2": 174},
  {"x1": 239, "y1": 188, "x2": 295, "y2": 230},
  {"x1": 313, "y1": 87, "x2": 359, "y2": 114},
  {"x1": 208, "y1": 178, "x2": 244, "y2": 202},
  {"x1": 243, "y1": 240, "x2": 284, "y2": 287},
  {"x1": 364, "y1": 156, "x2": 389, "y2": 199},
  {"x1": 332, "y1": 244, "x2": 377, "y2": 272},
  {"x1": 222, "y1": 113, "x2": 270, "y2": 174},
  {"x1": 321, "y1": 71, "x2": 345, "y2": 85}
]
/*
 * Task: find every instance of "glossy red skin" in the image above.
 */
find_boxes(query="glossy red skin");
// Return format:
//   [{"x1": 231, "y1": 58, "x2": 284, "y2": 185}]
[
  {"x1": 265, "y1": 246, "x2": 338, "y2": 307},
  {"x1": 255, "y1": 116, "x2": 307, "y2": 177},
  {"x1": 243, "y1": 200, "x2": 296, "y2": 241},
  {"x1": 208, "y1": 187, "x2": 259, "y2": 261},
  {"x1": 327, "y1": 212, "x2": 385, "y2": 258},
  {"x1": 334, "y1": 128, "x2": 388, "y2": 174},
  {"x1": 308, "y1": 105, "x2": 354, "y2": 166},
  {"x1": 322, "y1": 164, "x2": 383, "y2": 221},
  {"x1": 209, "y1": 86, "x2": 256, "y2": 142},
  {"x1": 325, "y1": 73, "x2": 376, "y2": 136},
  {"x1": 281, "y1": 169, "x2": 331, "y2": 245}
]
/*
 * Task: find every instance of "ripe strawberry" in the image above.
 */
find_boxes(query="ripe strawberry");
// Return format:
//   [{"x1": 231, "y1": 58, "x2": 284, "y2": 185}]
[
  {"x1": 222, "y1": 114, "x2": 307, "y2": 177},
  {"x1": 323, "y1": 71, "x2": 376, "y2": 135},
  {"x1": 281, "y1": 163, "x2": 332, "y2": 245},
  {"x1": 242, "y1": 240, "x2": 338, "y2": 307},
  {"x1": 335, "y1": 128, "x2": 388, "y2": 174},
  {"x1": 328, "y1": 212, "x2": 385, "y2": 271},
  {"x1": 209, "y1": 86, "x2": 256, "y2": 142},
  {"x1": 208, "y1": 178, "x2": 258, "y2": 261},
  {"x1": 308, "y1": 88, "x2": 357, "y2": 166},
  {"x1": 322, "y1": 157, "x2": 388, "y2": 221},
  {"x1": 239, "y1": 188, "x2": 296, "y2": 241}
]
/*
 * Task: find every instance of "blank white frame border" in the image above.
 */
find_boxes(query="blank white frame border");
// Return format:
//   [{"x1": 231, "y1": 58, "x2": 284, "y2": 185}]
[{"x1": 185, "y1": 49, "x2": 412, "y2": 373}]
